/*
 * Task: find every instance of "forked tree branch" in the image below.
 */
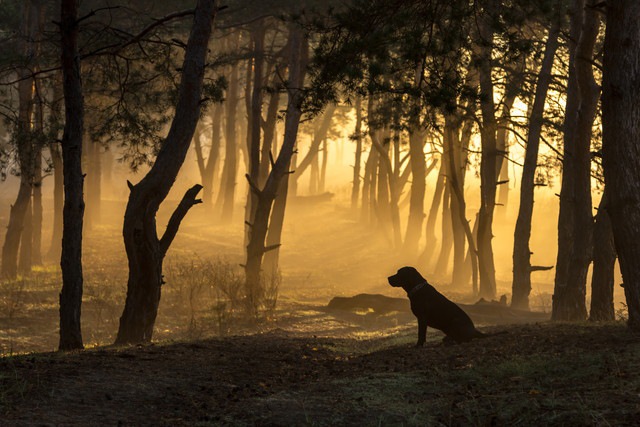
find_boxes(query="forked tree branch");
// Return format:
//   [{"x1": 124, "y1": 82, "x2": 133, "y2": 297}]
[{"x1": 159, "y1": 184, "x2": 203, "y2": 255}]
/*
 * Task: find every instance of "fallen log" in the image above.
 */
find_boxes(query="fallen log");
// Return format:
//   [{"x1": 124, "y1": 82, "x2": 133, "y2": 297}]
[{"x1": 326, "y1": 293, "x2": 550, "y2": 325}]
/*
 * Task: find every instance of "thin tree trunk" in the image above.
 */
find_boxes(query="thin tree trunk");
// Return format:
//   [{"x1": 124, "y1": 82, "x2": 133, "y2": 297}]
[
  {"x1": 259, "y1": 84, "x2": 281, "y2": 187},
  {"x1": 434, "y1": 186, "x2": 453, "y2": 276},
  {"x1": 319, "y1": 139, "x2": 328, "y2": 193},
  {"x1": 59, "y1": 0, "x2": 85, "y2": 350},
  {"x1": 403, "y1": 128, "x2": 427, "y2": 256},
  {"x1": 447, "y1": 117, "x2": 467, "y2": 288},
  {"x1": 220, "y1": 42, "x2": 239, "y2": 223},
  {"x1": 32, "y1": 140, "x2": 43, "y2": 266},
  {"x1": 361, "y1": 146, "x2": 376, "y2": 223},
  {"x1": 420, "y1": 159, "x2": 445, "y2": 268},
  {"x1": 115, "y1": 0, "x2": 216, "y2": 344},
  {"x1": 350, "y1": 96, "x2": 363, "y2": 211},
  {"x1": 195, "y1": 104, "x2": 222, "y2": 211},
  {"x1": 1, "y1": 0, "x2": 40, "y2": 278},
  {"x1": 84, "y1": 138, "x2": 101, "y2": 230},
  {"x1": 512, "y1": 18, "x2": 561, "y2": 310},
  {"x1": 263, "y1": 170, "x2": 290, "y2": 278},
  {"x1": 18, "y1": 200, "x2": 33, "y2": 274},
  {"x1": 475, "y1": 13, "x2": 498, "y2": 299},
  {"x1": 309, "y1": 147, "x2": 319, "y2": 194},
  {"x1": 589, "y1": 190, "x2": 616, "y2": 321},
  {"x1": 244, "y1": 22, "x2": 265, "y2": 251},
  {"x1": 47, "y1": 143, "x2": 63, "y2": 262},
  {"x1": 294, "y1": 104, "x2": 336, "y2": 183}
]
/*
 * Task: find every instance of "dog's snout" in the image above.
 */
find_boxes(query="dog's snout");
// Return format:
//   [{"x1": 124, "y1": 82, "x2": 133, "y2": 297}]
[{"x1": 388, "y1": 274, "x2": 401, "y2": 287}]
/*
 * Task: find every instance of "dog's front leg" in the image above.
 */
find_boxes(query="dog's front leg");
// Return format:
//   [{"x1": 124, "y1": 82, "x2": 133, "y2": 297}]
[{"x1": 416, "y1": 318, "x2": 427, "y2": 347}]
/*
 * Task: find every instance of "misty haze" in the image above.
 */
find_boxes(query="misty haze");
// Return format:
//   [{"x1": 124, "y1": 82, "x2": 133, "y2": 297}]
[{"x1": 1, "y1": 0, "x2": 640, "y2": 425}]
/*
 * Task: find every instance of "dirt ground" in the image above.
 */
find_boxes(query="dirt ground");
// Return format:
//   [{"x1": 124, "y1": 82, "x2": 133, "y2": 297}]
[
  {"x1": 2, "y1": 321, "x2": 640, "y2": 426},
  {"x1": 0, "y1": 198, "x2": 636, "y2": 425}
]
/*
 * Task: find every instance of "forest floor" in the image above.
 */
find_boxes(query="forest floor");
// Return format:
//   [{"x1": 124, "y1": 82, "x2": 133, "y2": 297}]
[
  {"x1": 1, "y1": 320, "x2": 640, "y2": 426},
  {"x1": 0, "y1": 197, "x2": 635, "y2": 425}
]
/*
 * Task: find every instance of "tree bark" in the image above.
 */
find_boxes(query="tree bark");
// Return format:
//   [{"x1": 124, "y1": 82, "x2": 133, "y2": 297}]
[
  {"x1": 403, "y1": 127, "x2": 427, "y2": 256},
  {"x1": 420, "y1": 159, "x2": 445, "y2": 268},
  {"x1": 194, "y1": 104, "x2": 222, "y2": 211},
  {"x1": 59, "y1": 0, "x2": 85, "y2": 351},
  {"x1": 601, "y1": 0, "x2": 640, "y2": 330},
  {"x1": 512, "y1": 18, "x2": 561, "y2": 310},
  {"x1": 115, "y1": 0, "x2": 216, "y2": 345},
  {"x1": 47, "y1": 142, "x2": 64, "y2": 262},
  {"x1": 589, "y1": 191, "x2": 616, "y2": 321},
  {"x1": 475, "y1": 13, "x2": 498, "y2": 299},
  {"x1": 245, "y1": 21, "x2": 265, "y2": 249},
  {"x1": 32, "y1": 137, "x2": 43, "y2": 266},
  {"x1": 434, "y1": 186, "x2": 453, "y2": 276},
  {"x1": 554, "y1": 0, "x2": 583, "y2": 304},
  {"x1": 319, "y1": 138, "x2": 328, "y2": 193},
  {"x1": 244, "y1": 26, "x2": 306, "y2": 317},
  {"x1": 1, "y1": 0, "x2": 41, "y2": 278},
  {"x1": 360, "y1": 145, "x2": 377, "y2": 224},
  {"x1": 259, "y1": 81, "x2": 281, "y2": 187},
  {"x1": 350, "y1": 96, "x2": 363, "y2": 212},
  {"x1": 445, "y1": 116, "x2": 478, "y2": 292},
  {"x1": 553, "y1": 0, "x2": 600, "y2": 321},
  {"x1": 294, "y1": 104, "x2": 336, "y2": 183},
  {"x1": 84, "y1": 137, "x2": 101, "y2": 231},
  {"x1": 219, "y1": 38, "x2": 239, "y2": 223}
]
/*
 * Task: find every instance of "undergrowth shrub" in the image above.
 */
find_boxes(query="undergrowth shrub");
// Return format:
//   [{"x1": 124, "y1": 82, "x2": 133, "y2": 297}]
[{"x1": 165, "y1": 257, "x2": 280, "y2": 337}]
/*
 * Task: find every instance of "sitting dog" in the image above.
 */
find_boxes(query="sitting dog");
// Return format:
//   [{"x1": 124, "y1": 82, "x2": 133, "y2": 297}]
[{"x1": 388, "y1": 266, "x2": 486, "y2": 347}]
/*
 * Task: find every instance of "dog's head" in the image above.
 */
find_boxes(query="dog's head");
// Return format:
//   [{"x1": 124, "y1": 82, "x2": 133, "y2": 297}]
[{"x1": 388, "y1": 266, "x2": 425, "y2": 288}]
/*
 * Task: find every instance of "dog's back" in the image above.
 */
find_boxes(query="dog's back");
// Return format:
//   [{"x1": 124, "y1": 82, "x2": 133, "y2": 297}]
[{"x1": 415, "y1": 284, "x2": 484, "y2": 342}]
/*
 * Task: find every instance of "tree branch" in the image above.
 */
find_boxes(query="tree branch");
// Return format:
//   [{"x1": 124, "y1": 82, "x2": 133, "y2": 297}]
[
  {"x1": 159, "y1": 184, "x2": 203, "y2": 255},
  {"x1": 530, "y1": 265, "x2": 554, "y2": 272}
]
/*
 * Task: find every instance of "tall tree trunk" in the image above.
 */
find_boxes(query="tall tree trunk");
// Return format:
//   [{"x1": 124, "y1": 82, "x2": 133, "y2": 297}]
[
  {"x1": 84, "y1": 137, "x2": 101, "y2": 231},
  {"x1": 589, "y1": 190, "x2": 616, "y2": 321},
  {"x1": 244, "y1": 26, "x2": 307, "y2": 317},
  {"x1": 371, "y1": 126, "x2": 402, "y2": 247},
  {"x1": 18, "y1": 200, "x2": 33, "y2": 274},
  {"x1": 434, "y1": 186, "x2": 453, "y2": 276},
  {"x1": 361, "y1": 146, "x2": 376, "y2": 224},
  {"x1": 445, "y1": 115, "x2": 478, "y2": 292},
  {"x1": 420, "y1": 159, "x2": 445, "y2": 269},
  {"x1": 115, "y1": 0, "x2": 216, "y2": 345},
  {"x1": 602, "y1": 0, "x2": 640, "y2": 331},
  {"x1": 319, "y1": 138, "x2": 328, "y2": 193},
  {"x1": 553, "y1": 0, "x2": 600, "y2": 321},
  {"x1": 32, "y1": 140, "x2": 43, "y2": 266},
  {"x1": 47, "y1": 142, "x2": 64, "y2": 262},
  {"x1": 294, "y1": 104, "x2": 336, "y2": 186},
  {"x1": 350, "y1": 96, "x2": 363, "y2": 211},
  {"x1": 59, "y1": 0, "x2": 85, "y2": 350},
  {"x1": 246, "y1": 21, "x2": 265, "y2": 224},
  {"x1": 195, "y1": 104, "x2": 222, "y2": 211},
  {"x1": 1, "y1": 0, "x2": 40, "y2": 278},
  {"x1": 475, "y1": 14, "x2": 498, "y2": 299},
  {"x1": 554, "y1": 0, "x2": 583, "y2": 305},
  {"x1": 259, "y1": 84, "x2": 281, "y2": 187},
  {"x1": 263, "y1": 171, "x2": 290, "y2": 278},
  {"x1": 403, "y1": 128, "x2": 427, "y2": 256},
  {"x1": 447, "y1": 117, "x2": 468, "y2": 288},
  {"x1": 219, "y1": 43, "x2": 239, "y2": 223},
  {"x1": 512, "y1": 18, "x2": 561, "y2": 310},
  {"x1": 309, "y1": 148, "x2": 319, "y2": 194}
]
